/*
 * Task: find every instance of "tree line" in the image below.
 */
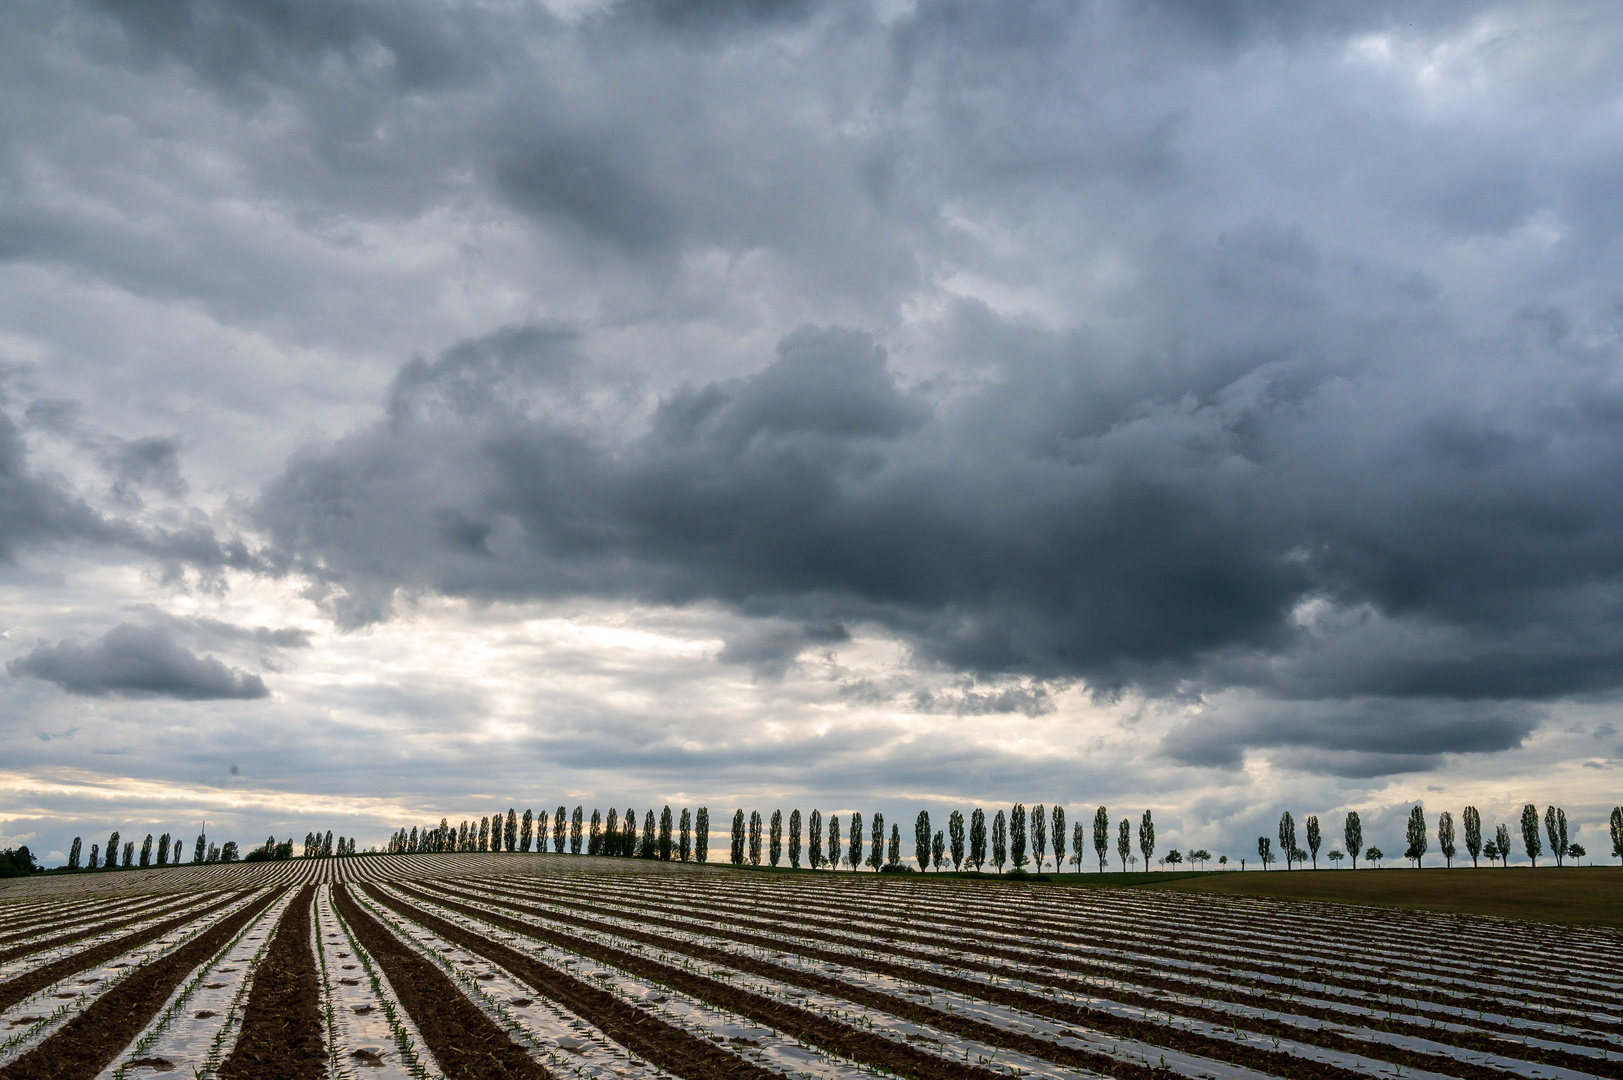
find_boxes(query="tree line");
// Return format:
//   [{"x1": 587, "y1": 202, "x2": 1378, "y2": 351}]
[
  {"x1": 1259, "y1": 803, "x2": 1623, "y2": 869},
  {"x1": 48, "y1": 825, "x2": 369, "y2": 872}
]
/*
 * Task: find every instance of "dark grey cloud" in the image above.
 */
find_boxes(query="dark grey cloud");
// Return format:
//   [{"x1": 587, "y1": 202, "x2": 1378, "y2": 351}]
[{"x1": 8, "y1": 623, "x2": 269, "y2": 700}]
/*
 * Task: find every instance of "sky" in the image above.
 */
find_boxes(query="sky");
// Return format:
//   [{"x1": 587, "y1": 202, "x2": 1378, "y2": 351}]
[{"x1": 2, "y1": 0, "x2": 1621, "y2": 867}]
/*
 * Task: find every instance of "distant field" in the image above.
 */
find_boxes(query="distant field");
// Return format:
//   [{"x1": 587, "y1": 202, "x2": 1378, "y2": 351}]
[{"x1": 1152, "y1": 864, "x2": 1623, "y2": 927}]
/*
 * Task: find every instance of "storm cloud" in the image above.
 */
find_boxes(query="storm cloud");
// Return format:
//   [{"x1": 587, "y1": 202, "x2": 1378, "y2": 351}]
[{"x1": 8, "y1": 624, "x2": 270, "y2": 700}]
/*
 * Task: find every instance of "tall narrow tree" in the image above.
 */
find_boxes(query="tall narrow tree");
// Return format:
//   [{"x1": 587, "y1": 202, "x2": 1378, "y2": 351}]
[
  {"x1": 1009, "y1": 804, "x2": 1028, "y2": 870},
  {"x1": 1610, "y1": 806, "x2": 1623, "y2": 866},
  {"x1": 679, "y1": 808, "x2": 693, "y2": 862},
  {"x1": 695, "y1": 807, "x2": 710, "y2": 863},
  {"x1": 89, "y1": 843, "x2": 100, "y2": 869},
  {"x1": 1032, "y1": 804, "x2": 1047, "y2": 872},
  {"x1": 554, "y1": 806, "x2": 567, "y2": 853},
  {"x1": 887, "y1": 823, "x2": 901, "y2": 868},
  {"x1": 660, "y1": 805, "x2": 675, "y2": 861},
  {"x1": 123, "y1": 841, "x2": 135, "y2": 867},
  {"x1": 914, "y1": 810, "x2": 931, "y2": 872},
  {"x1": 849, "y1": 812, "x2": 863, "y2": 870},
  {"x1": 991, "y1": 809, "x2": 1008, "y2": 872},
  {"x1": 588, "y1": 810, "x2": 603, "y2": 855},
  {"x1": 748, "y1": 809, "x2": 765, "y2": 865},
  {"x1": 1071, "y1": 821, "x2": 1085, "y2": 871},
  {"x1": 768, "y1": 809, "x2": 782, "y2": 866},
  {"x1": 68, "y1": 837, "x2": 82, "y2": 869},
  {"x1": 1405, "y1": 805, "x2": 1428, "y2": 868},
  {"x1": 1343, "y1": 811, "x2": 1363, "y2": 870},
  {"x1": 605, "y1": 808, "x2": 620, "y2": 855},
  {"x1": 949, "y1": 810, "x2": 965, "y2": 871},
  {"x1": 1520, "y1": 803, "x2": 1542, "y2": 866},
  {"x1": 1138, "y1": 810, "x2": 1155, "y2": 872},
  {"x1": 1544, "y1": 806, "x2": 1568, "y2": 867},
  {"x1": 521, "y1": 808, "x2": 534, "y2": 852},
  {"x1": 157, "y1": 833, "x2": 171, "y2": 867},
  {"x1": 968, "y1": 809, "x2": 986, "y2": 870},
  {"x1": 932, "y1": 830, "x2": 945, "y2": 871},
  {"x1": 1278, "y1": 812, "x2": 1296, "y2": 871},
  {"x1": 1093, "y1": 807, "x2": 1110, "y2": 871},
  {"x1": 868, "y1": 813, "x2": 885, "y2": 871},
  {"x1": 827, "y1": 814, "x2": 841, "y2": 870},
  {"x1": 636, "y1": 810, "x2": 652, "y2": 857},
  {"x1": 107, "y1": 831, "x2": 121, "y2": 869},
  {"x1": 1462, "y1": 806, "x2": 1482, "y2": 867},
  {"x1": 506, "y1": 808, "x2": 518, "y2": 851},
  {"x1": 808, "y1": 809, "x2": 823, "y2": 869},
  {"x1": 1495, "y1": 822, "x2": 1512, "y2": 866},
  {"x1": 570, "y1": 806, "x2": 584, "y2": 855},
  {"x1": 1305, "y1": 816, "x2": 1321, "y2": 869},
  {"x1": 1051, "y1": 806, "x2": 1066, "y2": 874},
  {"x1": 788, "y1": 809, "x2": 802, "y2": 868},
  {"x1": 1438, "y1": 811, "x2": 1456, "y2": 868},
  {"x1": 1257, "y1": 835, "x2": 1273, "y2": 868},
  {"x1": 1116, "y1": 818, "x2": 1131, "y2": 872},
  {"x1": 730, "y1": 809, "x2": 746, "y2": 865},
  {"x1": 622, "y1": 808, "x2": 636, "y2": 855}
]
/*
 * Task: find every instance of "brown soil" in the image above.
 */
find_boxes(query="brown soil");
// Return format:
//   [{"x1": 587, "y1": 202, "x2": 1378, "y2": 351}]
[
  {"x1": 0, "y1": 890, "x2": 254, "y2": 1013},
  {"x1": 0, "y1": 898, "x2": 169, "y2": 947},
  {"x1": 0, "y1": 895, "x2": 206, "y2": 962},
  {"x1": 219, "y1": 885, "x2": 324, "y2": 1079},
  {"x1": 521, "y1": 874, "x2": 1623, "y2": 1070},
  {"x1": 330, "y1": 883, "x2": 550, "y2": 1080},
  {"x1": 0, "y1": 889, "x2": 282, "y2": 1080},
  {"x1": 385, "y1": 882, "x2": 1156, "y2": 1080}
]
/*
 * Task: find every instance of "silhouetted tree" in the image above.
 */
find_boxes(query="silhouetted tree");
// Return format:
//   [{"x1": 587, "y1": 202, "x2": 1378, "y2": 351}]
[
  {"x1": 107, "y1": 831, "x2": 121, "y2": 869},
  {"x1": 139, "y1": 834, "x2": 152, "y2": 867},
  {"x1": 1461, "y1": 806, "x2": 1481, "y2": 867},
  {"x1": 1544, "y1": 805, "x2": 1568, "y2": 867},
  {"x1": 887, "y1": 822, "x2": 901, "y2": 867},
  {"x1": 932, "y1": 830, "x2": 944, "y2": 870},
  {"x1": 589, "y1": 810, "x2": 604, "y2": 855},
  {"x1": 1010, "y1": 804, "x2": 1028, "y2": 870},
  {"x1": 1094, "y1": 807, "x2": 1110, "y2": 871},
  {"x1": 809, "y1": 809, "x2": 823, "y2": 869},
  {"x1": 1051, "y1": 806, "x2": 1065, "y2": 873},
  {"x1": 1116, "y1": 818, "x2": 1130, "y2": 872},
  {"x1": 1032, "y1": 804, "x2": 1047, "y2": 871},
  {"x1": 641, "y1": 809, "x2": 656, "y2": 858},
  {"x1": 68, "y1": 837, "x2": 82, "y2": 869},
  {"x1": 1405, "y1": 805, "x2": 1427, "y2": 867},
  {"x1": 123, "y1": 841, "x2": 135, "y2": 867},
  {"x1": 604, "y1": 808, "x2": 619, "y2": 855},
  {"x1": 157, "y1": 833, "x2": 171, "y2": 866},
  {"x1": 1520, "y1": 803, "x2": 1542, "y2": 866},
  {"x1": 474, "y1": 818, "x2": 485, "y2": 851},
  {"x1": 768, "y1": 809, "x2": 781, "y2": 866},
  {"x1": 622, "y1": 808, "x2": 636, "y2": 856},
  {"x1": 1438, "y1": 811, "x2": 1456, "y2": 868},
  {"x1": 1611, "y1": 806, "x2": 1623, "y2": 866},
  {"x1": 968, "y1": 809, "x2": 986, "y2": 870},
  {"x1": 914, "y1": 810, "x2": 930, "y2": 871},
  {"x1": 1277, "y1": 812, "x2": 1296, "y2": 870},
  {"x1": 660, "y1": 805, "x2": 675, "y2": 861},
  {"x1": 521, "y1": 808, "x2": 534, "y2": 852},
  {"x1": 949, "y1": 809, "x2": 965, "y2": 870},
  {"x1": 89, "y1": 843, "x2": 100, "y2": 869},
  {"x1": 505, "y1": 808, "x2": 517, "y2": 851},
  {"x1": 695, "y1": 807, "x2": 709, "y2": 863},
  {"x1": 788, "y1": 809, "x2": 802, "y2": 868},
  {"x1": 828, "y1": 814, "x2": 841, "y2": 869},
  {"x1": 554, "y1": 806, "x2": 567, "y2": 853},
  {"x1": 1139, "y1": 810, "x2": 1155, "y2": 872},
  {"x1": 1305, "y1": 816, "x2": 1321, "y2": 869},
  {"x1": 1494, "y1": 823, "x2": 1511, "y2": 866},
  {"x1": 991, "y1": 809, "x2": 1008, "y2": 872},
  {"x1": 849, "y1": 812, "x2": 863, "y2": 870},
  {"x1": 1071, "y1": 821, "x2": 1085, "y2": 871},
  {"x1": 570, "y1": 806, "x2": 584, "y2": 855},
  {"x1": 1343, "y1": 811, "x2": 1362, "y2": 870},
  {"x1": 680, "y1": 808, "x2": 693, "y2": 862},
  {"x1": 730, "y1": 809, "x2": 746, "y2": 865},
  {"x1": 1257, "y1": 835, "x2": 1273, "y2": 868},
  {"x1": 868, "y1": 813, "x2": 885, "y2": 871}
]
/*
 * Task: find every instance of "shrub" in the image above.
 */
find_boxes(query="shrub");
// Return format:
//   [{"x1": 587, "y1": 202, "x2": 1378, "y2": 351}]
[
  {"x1": 660, "y1": 805, "x2": 675, "y2": 861},
  {"x1": 949, "y1": 810, "x2": 965, "y2": 870},
  {"x1": 679, "y1": 807, "x2": 693, "y2": 862},
  {"x1": 991, "y1": 810, "x2": 1007, "y2": 872},
  {"x1": 767, "y1": 810, "x2": 781, "y2": 866},
  {"x1": 914, "y1": 810, "x2": 930, "y2": 871},
  {"x1": 808, "y1": 809, "x2": 823, "y2": 868},
  {"x1": 968, "y1": 809, "x2": 986, "y2": 870},
  {"x1": 788, "y1": 809, "x2": 802, "y2": 868},
  {"x1": 695, "y1": 807, "x2": 709, "y2": 862}
]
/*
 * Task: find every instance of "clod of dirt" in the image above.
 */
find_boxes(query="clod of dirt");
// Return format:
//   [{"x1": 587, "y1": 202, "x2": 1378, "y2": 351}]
[
  {"x1": 729, "y1": 1037, "x2": 762, "y2": 1048},
  {"x1": 194, "y1": 1010, "x2": 218, "y2": 1019},
  {"x1": 52, "y1": 992, "x2": 81, "y2": 999},
  {"x1": 217, "y1": 968, "x2": 237, "y2": 973},
  {"x1": 341, "y1": 964, "x2": 357, "y2": 970},
  {"x1": 554, "y1": 1036, "x2": 588, "y2": 1052},
  {"x1": 351, "y1": 1004, "x2": 374, "y2": 1014},
  {"x1": 644, "y1": 993, "x2": 668, "y2": 1004},
  {"x1": 509, "y1": 998, "x2": 532, "y2": 1007},
  {"x1": 476, "y1": 972, "x2": 496, "y2": 980},
  {"x1": 337, "y1": 952, "x2": 350, "y2": 958},
  {"x1": 338, "y1": 977, "x2": 361, "y2": 986},
  {"x1": 203, "y1": 982, "x2": 228, "y2": 989},
  {"x1": 351, "y1": 1047, "x2": 386, "y2": 1067},
  {"x1": 7, "y1": 1016, "x2": 44, "y2": 1028},
  {"x1": 127, "y1": 1057, "x2": 176, "y2": 1071}
]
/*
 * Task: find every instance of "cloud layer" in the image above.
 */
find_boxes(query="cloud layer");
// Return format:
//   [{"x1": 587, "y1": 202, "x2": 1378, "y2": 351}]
[{"x1": 9, "y1": 624, "x2": 269, "y2": 700}]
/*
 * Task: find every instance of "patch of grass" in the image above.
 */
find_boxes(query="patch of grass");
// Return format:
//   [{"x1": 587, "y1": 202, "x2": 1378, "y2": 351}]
[{"x1": 1148, "y1": 865, "x2": 1623, "y2": 928}]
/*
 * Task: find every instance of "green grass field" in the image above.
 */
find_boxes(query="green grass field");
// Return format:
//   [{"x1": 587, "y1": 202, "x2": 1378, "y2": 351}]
[{"x1": 1148, "y1": 865, "x2": 1623, "y2": 927}]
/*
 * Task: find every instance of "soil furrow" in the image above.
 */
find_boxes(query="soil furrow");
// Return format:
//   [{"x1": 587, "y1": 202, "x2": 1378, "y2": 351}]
[
  {"x1": 0, "y1": 894, "x2": 215, "y2": 964},
  {"x1": 387, "y1": 881, "x2": 1180, "y2": 1080},
  {"x1": 0, "y1": 888, "x2": 284, "y2": 1080},
  {"x1": 330, "y1": 883, "x2": 551, "y2": 1080},
  {"x1": 0, "y1": 897, "x2": 163, "y2": 947},
  {"x1": 219, "y1": 885, "x2": 324, "y2": 1080},
  {"x1": 0, "y1": 889, "x2": 254, "y2": 1012}
]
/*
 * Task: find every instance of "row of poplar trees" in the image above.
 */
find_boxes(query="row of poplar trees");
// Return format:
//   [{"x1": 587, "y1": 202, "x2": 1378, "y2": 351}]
[
  {"x1": 63, "y1": 829, "x2": 228, "y2": 870},
  {"x1": 1258, "y1": 803, "x2": 1623, "y2": 869},
  {"x1": 386, "y1": 806, "x2": 713, "y2": 862}
]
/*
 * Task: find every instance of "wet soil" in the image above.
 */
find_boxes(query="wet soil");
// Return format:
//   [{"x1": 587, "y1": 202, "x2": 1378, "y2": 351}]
[{"x1": 219, "y1": 885, "x2": 323, "y2": 1079}]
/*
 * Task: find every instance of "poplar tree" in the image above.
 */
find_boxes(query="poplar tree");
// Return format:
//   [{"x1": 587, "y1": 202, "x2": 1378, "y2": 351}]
[
  {"x1": 123, "y1": 841, "x2": 135, "y2": 867},
  {"x1": 1462, "y1": 806, "x2": 1482, "y2": 867},
  {"x1": 501, "y1": 808, "x2": 513, "y2": 850},
  {"x1": 1116, "y1": 818, "x2": 1131, "y2": 872},
  {"x1": 1611, "y1": 806, "x2": 1623, "y2": 866},
  {"x1": 968, "y1": 808, "x2": 986, "y2": 870},
  {"x1": 620, "y1": 808, "x2": 634, "y2": 855},
  {"x1": 69, "y1": 837, "x2": 82, "y2": 869},
  {"x1": 660, "y1": 805, "x2": 675, "y2": 861},
  {"x1": 1278, "y1": 812, "x2": 1296, "y2": 870},
  {"x1": 1010, "y1": 804, "x2": 1027, "y2": 870},
  {"x1": 138, "y1": 833, "x2": 151, "y2": 866},
  {"x1": 1403, "y1": 805, "x2": 1427, "y2": 867},
  {"x1": 914, "y1": 810, "x2": 931, "y2": 871},
  {"x1": 828, "y1": 814, "x2": 841, "y2": 869},
  {"x1": 884, "y1": 823, "x2": 898, "y2": 867},
  {"x1": 107, "y1": 831, "x2": 121, "y2": 869},
  {"x1": 731, "y1": 809, "x2": 746, "y2": 864},
  {"x1": 1305, "y1": 816, "x2": 1321, "y2": 868},
  {"x1": 931, "y1": 830, "x2": 945, "y2": 870},
  {"x1": 1495, "y1": 822, "x2": 1512, "y2": 866},
  {"x1": 788, "y1": 809, "x2": 802, "y2": 868},
  {"x1": 868, "y1": 813, "x2": 884, "y2": 871},
  {"x1": 948, "y1": 810, "x2": 965, "y2": 870},
  {"x1": 695, "y1": 807, "x2": 709, "y2": 862},
  {"x1": 521, "y1": 808, "x2": 534, "y2": 852},
  {"x1": 767, "y1": 809, "x2": 781, "y2": 866},
  {"x1": 991, "y1": 809, "x2": 1008, "y2": 872},
  {"x1": 475, "y1": 818, "x2": 486, "y2": 851},
  {"x1": 679, "y1": 807, "x2": 693, "y2": 861},
  {"x1": 640, "y1": 809, "x2": 656, "y2": 857},
  {"x1": 1257, "y1": 835, "x2": 1273, "y2": 868},
  {"x1": 1051, "y1": 806, "x2": 1066, "y2": 873},
  {"x1": 1138, "y1": 810, "x2": 1155, "y2": 872},
  {"x1": 1093, "y1": 807, "x2": 1110, "y2": 871},
  {"x1": 808, "y1": 809, "x2": 823, "y2": 868},
  {"x1": 1344, "y1": 811, "x2": 1363, "y2": 869},
  {"x1": 1438, "y1": 811, "x2": 1456, "y2": 868},
  {"x1": 1071, "y1": 820, "x2": 1085, "y2": 871},
  {"x1": 1032, "y1": 804, "x2": 1047, "y2": 872},
  {"x1": 570, "y1": 806, "x2": 584, "y2": 854},
  {"x1": 605, "y1": 809, "x2": 620, "y2": 855},
  {"x1": 157, "y1": 833, "x2": 171, "y2": 866},
  {"x1": 327, "y1": 829, "x2": 336, "y2": 857},
  {"x1": 1544, "y1": 806, "x2": 1567, "y2": 867},
  {"x1": 848, "y1": 812, "x2": 863, "y2": 870},
  {"x1": 589, "y1": 809, "x2": 604, "y2": 855},
  {"x1": 89, "y1": 843, "x2": 100, "y2": 869},
  {"x1": 554, "y1": 807, "x2": 567, "y2": 853}
]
